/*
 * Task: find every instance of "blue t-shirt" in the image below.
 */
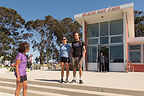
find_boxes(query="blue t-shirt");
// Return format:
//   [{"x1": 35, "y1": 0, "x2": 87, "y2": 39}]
[{"x1": 59, "y1": 44, "x2": 71, "y2": 61}]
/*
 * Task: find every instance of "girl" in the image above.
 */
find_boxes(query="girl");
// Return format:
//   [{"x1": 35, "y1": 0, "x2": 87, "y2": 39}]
[
  {"x1": 15, "y1": 41, "x2": 30, "y2": 96},
  {"x1": 59, "y1": 36, "x2": 71, "y2": 83}
]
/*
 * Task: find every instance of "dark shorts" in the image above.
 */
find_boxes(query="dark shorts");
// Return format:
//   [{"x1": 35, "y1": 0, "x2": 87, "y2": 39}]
[
  {"x1": 72, "y1": 57, "x2": 83, "y2": 68},
  {"x1": 16, "y1": 75, "x2": 27, "y2": 83},
  {"x1": 61, "y1": 57, "x2": 70, "y2": 63}
]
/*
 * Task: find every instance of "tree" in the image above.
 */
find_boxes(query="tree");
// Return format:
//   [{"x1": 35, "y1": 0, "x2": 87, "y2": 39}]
[
  {"x1": 60, "y1": 18, "x2": 82, "y2": 43},
  {"x1": 48, "y1": 18, "x2": 82, "y2": 61},
  {"x1": 50, "y1": 18, "x2": 82, "y2": 61},
  {"x1": 25, "y1": 16, "x2": 82, "y2": 64},
  {"x1": 0, "y1": 7, "x2": 25, "y2": 62},
  {"x1": 35, "y1": 57, "x2": 39, "y2": 64},
  {"x1": 25, "y1": 15, "x2": 63, "y2": 64},
  {"x1": 134, "y1": 10, "x2": 144, "y2": 37}
]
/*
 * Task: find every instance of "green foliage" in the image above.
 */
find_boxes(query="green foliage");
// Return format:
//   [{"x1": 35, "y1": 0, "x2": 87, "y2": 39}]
[
  {"x1": 134, "y1": 10, "x2": 144, "y2": 37},
  {"x1": 35, "y1": 57, "x2": 40, "y2": 63},
  {"x1": 0, "y1": 7, "x2": 25, "y2": 62},
  {"x1": 25, "y1": 16, "x2": 56, "y2": 64},
  {"x1": 0, "y1": 7, "x2": 82, "y2": 64},
  {"x1": 60, "y1": 18, "x2": 82, "y2": 44},
  {"x1": 25, "y1": 15, "x2": 82, "y2": 64}
]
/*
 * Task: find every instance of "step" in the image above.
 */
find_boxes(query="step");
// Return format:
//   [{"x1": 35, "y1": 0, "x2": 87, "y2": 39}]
[
  {"x1": 0, "y1": 80, "x2": 134, "y2": 96},
  {"x1": 0, "y1": 78, "x2": 144, "y2": 96},
  {"x1": 0, "y1": 68, "x2": 9, "y2": 75},
  {"x1": 0, "y1": 85, "x2": 68, "y2": 96},
  {"x1": 0, "y1": 92, "x2": 14, "y2": 96},
  {"x1": 0, "y1": 81, "x2": 102, "y2": 96}
]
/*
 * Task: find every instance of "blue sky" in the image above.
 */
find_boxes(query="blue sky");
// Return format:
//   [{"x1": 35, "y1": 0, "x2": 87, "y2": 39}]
[
  {"x1": 1, "y1": 0, "x2": 143, "y2": 21},
  {"x1": 1, "y1": 0, "x2": 144, "y2": 61}
]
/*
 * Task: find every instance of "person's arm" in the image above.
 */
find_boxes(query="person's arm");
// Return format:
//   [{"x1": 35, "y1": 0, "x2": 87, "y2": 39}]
[
  {"x1": 71, "y1": 43, "x2": 74, "y2": 58},
  {"x1": 81, "y1": 41, "x2": 86, "y2": 57},
  {"x1": 58, "y1": 45, "x2": 61, "y2": 64},
  {"x1": 70, "y1": 48, "x2": 73, "y2": 64},
  {"x1": 71, "y1": 48, "x2": 74, "y2": 58},
  {"x1": 82, "y1": 46, "x2": 86, "y2": 57},
  {"x1": 29, "y1": 58, "x2": 32, "y2": 63},
  {"x1": 15, "y1": 59, "x2": 21, "y2": 82},
  {"x1": 68, "y1": 45, "x2": 71, "y2": 57},
  {"x1": 68, "y1": 45, "x2": 72, "y2": 62}
]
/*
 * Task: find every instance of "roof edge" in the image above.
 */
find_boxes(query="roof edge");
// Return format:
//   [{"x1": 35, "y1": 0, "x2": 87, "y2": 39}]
[{"x1": 74, "y1": 3, "x2": 134, "y2": 19}]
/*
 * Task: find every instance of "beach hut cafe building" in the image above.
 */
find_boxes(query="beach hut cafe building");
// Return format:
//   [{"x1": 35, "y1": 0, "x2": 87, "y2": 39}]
[{"x1": 74, "y1": 3, "x2": 144, "y2": 72}]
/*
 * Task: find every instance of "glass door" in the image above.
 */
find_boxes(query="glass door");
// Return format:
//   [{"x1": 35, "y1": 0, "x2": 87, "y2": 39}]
[{"x1": 98, "y1": 46, "x2": 109, "y2": 71}]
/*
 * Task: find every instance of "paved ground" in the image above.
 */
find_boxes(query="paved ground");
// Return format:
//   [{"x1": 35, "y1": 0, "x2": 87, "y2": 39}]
[
  {"x1": 0, "y1": 68, "x2": 144, "y2": 92},
  {"x1": 0, "y1": 92, "x2": 14, "y2": 96}
]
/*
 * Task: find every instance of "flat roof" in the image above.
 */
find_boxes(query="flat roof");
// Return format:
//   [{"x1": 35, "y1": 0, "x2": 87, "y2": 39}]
[{"x1": 74, "y1": 3, "x2": 134, "y2": 25}]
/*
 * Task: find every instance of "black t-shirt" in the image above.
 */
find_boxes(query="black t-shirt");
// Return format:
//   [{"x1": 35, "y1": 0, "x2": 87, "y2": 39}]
[{"x1": 72, "y1": 41, "x2": 85, "y2": 57}]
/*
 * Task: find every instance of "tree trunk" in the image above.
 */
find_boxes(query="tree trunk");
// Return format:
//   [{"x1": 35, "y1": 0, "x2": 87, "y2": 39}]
[
  {"x1": 40, "y1": 57, "x2": 44, "y2": 65},
  {"x1": 40, "y1": 46, "x2": 45, "y2": 64}
]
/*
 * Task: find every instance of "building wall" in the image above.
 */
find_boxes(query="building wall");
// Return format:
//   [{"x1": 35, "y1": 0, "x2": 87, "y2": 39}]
[
  {"x1": 109, "y1": 63, "x2": 125, "y2": 71},
  {"x1": 79, "y1": 3, "x2": 135, "y2": 72},
  {"x1": 126, "y1": 8, "x2": 135, "y2": 38}
]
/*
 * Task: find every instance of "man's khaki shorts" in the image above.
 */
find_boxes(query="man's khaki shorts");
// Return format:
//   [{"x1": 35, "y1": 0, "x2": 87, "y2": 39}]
[{"x1": 72, "y1": 57, "x2": 83, "y2": 68}]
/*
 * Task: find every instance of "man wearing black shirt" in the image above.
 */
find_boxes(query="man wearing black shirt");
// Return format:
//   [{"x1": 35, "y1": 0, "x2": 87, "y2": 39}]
[
  {"x1": 71, "y1": 32, "x2": 86, "y2": 84},
  {"x1": 98, "y1": 52, "x2": 105, "y2": 72}
]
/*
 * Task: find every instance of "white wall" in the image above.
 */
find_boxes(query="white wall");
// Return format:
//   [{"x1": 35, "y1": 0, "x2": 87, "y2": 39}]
[
  {"x1": 87, "y1": 63, "x2": 97, "y2": 71},
  {"x1": 109, "y1": 63, "x2": 126, "y2": 72},
  {"x1": 123, "y1": 7, "x2": 134, "y2": 38},
  {"x1": 87, "y1": 63, "x2": 126, "y2": 72}
]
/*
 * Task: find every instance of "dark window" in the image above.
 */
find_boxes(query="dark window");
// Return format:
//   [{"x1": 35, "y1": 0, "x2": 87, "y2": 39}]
[
  {"x1": 129, "y1": 45, "x2": 141, "y2": 63},
  {"x1": 100, "y1": 37, "x2": 108, "y2": 44},
  {"x1": 111, "y1": 36, "x2": 123, "y2": 43},
  {"x1": 88, "y1": 38, "x2": 98, "y2": 45},
  {"x1": 110, "y1": 45, "x2": 123, "y2": 63},
  {"x1": 87, "y1": 46, "x2": 97, "y2": 63},
  {"x1": 110, "y1": 19, "x2": 123, "y2": 35},
  {"x1": 87, "y1": 23, "x2": 99, "y2": 37},
  {"x1": 100, "y1": 22, "x2": 108, "y2": 36}
]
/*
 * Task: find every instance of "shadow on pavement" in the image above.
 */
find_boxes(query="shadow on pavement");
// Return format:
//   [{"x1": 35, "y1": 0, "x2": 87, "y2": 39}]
[{"x1": 35, "y1": 79, "x2": 59, "y2": 82}]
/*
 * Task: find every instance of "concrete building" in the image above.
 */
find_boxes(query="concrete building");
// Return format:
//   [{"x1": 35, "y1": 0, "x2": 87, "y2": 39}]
[{"x1": 74, "y1": 3, "x2": 144, "y2": 72}]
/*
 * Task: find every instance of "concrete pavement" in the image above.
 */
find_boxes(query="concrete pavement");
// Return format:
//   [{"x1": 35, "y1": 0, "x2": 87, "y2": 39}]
[{"x1": 0, "y1": 68, "x2": 144, "y2": 96}]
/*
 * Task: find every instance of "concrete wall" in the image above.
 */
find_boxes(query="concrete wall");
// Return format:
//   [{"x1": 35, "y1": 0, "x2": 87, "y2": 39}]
[
  {"x1": 109, "y1": 63, "x2": 126, "y2": 72},
  {"x1": 87, "y1": 63, "x2": 97, "y2": 71}
]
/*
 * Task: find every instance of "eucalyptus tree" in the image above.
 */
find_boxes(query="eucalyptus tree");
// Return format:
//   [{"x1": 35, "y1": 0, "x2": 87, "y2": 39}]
[
  {"x1": 134, "y1": 10, "x2": 144, "y2": 37},
  {"x1": 60, "y1": 18, "x2": 82, "y2": 43},
  {"x1": 50, "y1": 18, "x2": 82, "y2": 61},
  {"x1": 0, "y1": 7, "x2": 25, "y2": 62},
  {"x1": 25, "y1": 15, "x2": 82, "y2": 64},
  {"x1": 46, "y1": 17, "x2": 82, "y2": 62},
  {"x1": 25, "y1": 15, "x2": 63, "y2": 64}
]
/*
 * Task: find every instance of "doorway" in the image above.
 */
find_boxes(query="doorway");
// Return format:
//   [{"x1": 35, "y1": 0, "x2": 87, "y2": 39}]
[{"x1": 99, "y1": 46, "x2": 109, "y2": 72}]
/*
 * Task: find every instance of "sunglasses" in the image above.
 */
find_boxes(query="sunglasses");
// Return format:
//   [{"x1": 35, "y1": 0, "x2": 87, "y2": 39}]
[{"x1": 62, "y1": 39, "x2": 66, "y2": 40}]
